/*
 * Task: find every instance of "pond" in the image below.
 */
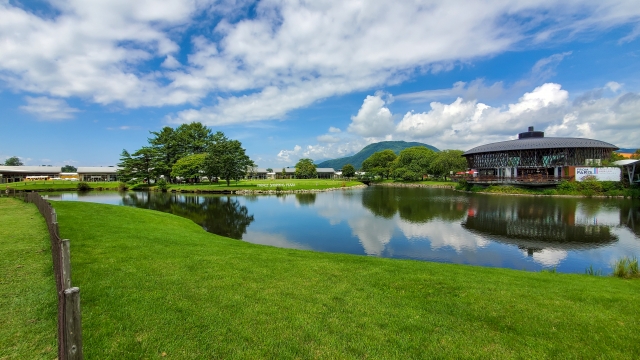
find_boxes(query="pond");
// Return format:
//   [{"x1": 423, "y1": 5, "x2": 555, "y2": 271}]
[{"x1": 44, "y1": 186, "x2": 640, "y2": 274}]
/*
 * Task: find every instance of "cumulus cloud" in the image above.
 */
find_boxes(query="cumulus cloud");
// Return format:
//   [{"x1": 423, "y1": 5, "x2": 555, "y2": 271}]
[
  {"x1": 20, "y1": 96, "x2": 80, "y2": 120},
  {"x1": 328, "y1": 127, "x2": 341, "y2": 133},
  {"x1": 277, "y1": 141, "x2": 367, "y2": 164},
  {"x1": 3, "y1": 1, "x2": 640, "y2": 125},
  {"x1": 347, "y1": 95, "x2": 395, "y2": 137},
  {"x1": 395, "y1": 83, "x2": 571, "y2": 149}
]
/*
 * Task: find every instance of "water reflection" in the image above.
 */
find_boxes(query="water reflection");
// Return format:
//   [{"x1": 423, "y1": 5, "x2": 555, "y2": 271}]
[
  {"x1": 462, "y1": 196, "x2": 618, "y2": 250},
  {"x1": 121, "y1": 192, "x2": 254, "y2": 239}
]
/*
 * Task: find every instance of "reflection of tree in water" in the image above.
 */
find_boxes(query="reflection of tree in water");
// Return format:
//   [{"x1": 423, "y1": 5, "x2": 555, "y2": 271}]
[
  {"x1": 361, "y1": 187, "x2": 467, "y2": 222},
  {"x1": 619, "y1": 200, "x2": 640, "y2": 236},
  {"x1": 295, "y1": 193, "x2": 316, "y2": 206},
  {"x1": 122, "y1": 193, "x2": 254, "y2": 239},
  {"x1": 463, "y1": 195, "x2": 618, "y2": 251}
]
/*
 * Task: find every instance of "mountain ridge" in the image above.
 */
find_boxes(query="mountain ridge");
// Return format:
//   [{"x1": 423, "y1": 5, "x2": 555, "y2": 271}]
[{"x1": 316, "y1": 141, "x2": 439, "y2": 170}]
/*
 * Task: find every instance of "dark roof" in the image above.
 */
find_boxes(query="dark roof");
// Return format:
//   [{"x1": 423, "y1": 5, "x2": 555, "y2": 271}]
[{"x1": 463, "y1": 137, "x2": 618, "y2": 156}]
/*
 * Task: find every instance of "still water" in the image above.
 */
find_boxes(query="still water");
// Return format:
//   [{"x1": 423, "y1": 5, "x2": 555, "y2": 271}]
[{"x1": 45, "y1": 187, "x2": 640, "y2": 274}]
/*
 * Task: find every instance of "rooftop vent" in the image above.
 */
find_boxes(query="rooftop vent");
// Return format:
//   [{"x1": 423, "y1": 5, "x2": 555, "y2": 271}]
[{"x1": 518, "y1": 126, "x2": 544, "y2": 139}]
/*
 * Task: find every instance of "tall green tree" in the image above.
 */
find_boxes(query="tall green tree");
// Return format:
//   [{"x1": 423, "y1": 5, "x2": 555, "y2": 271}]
[
  {"x1": 4, "y1": 156, "x2": 23, "y2": 166},
  {"x1": 117, "y1": 147, "x2": 158, "y2": 183},
  {"x1": 171, "y1": 153, "x2": 208, "y2": 183},
  {"x1": 149, "y1": 122, "x2": 214, "y2": 182},
  {"x1": 295, "y1": 158, "x2": 317, "y2": 179},
  {"x1": 361, "y1": 150, "x2": 397, "y2": 179},
  {"x1": 392, "y1": 146, "x2": 437, "y2": 181},
  {"x1": 148, "y1": 127, "x2": 179, "y2": 181},
  {"x1": 205, "y1": 132, "x2": 254, "y2": 186},
  {"x1": 61, "y1": 165, "x2": 77, "y2": 172},
  {"x1": 430, "y1": 150, "x2": 467, "y2": 180},
  {"x1": 342, "y1": 164, "x2": 356, "y2": 179}
]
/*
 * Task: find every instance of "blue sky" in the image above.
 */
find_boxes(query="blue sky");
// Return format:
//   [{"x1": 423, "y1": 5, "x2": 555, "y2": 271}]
[{"x1": 1, "y1": 0, "x2": 640, "y2": 168}]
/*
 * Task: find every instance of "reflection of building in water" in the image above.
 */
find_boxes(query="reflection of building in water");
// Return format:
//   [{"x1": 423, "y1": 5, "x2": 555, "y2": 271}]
[{"x1": 463, "y1": 197, "x2": 618, "y2": 254}]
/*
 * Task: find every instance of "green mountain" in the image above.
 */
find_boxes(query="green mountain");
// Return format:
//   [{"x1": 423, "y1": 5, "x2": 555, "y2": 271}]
[{"x1": 316, "y1": 141, "x2": 439, "y2": 170}]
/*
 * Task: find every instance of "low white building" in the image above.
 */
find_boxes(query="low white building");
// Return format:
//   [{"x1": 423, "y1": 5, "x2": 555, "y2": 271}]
[
  {"x1": 0, "y1": 166, "x2": 62, "y2": 184},
  {"x1": 77, "y1": 167, "x2": 121, "y2": 182}
]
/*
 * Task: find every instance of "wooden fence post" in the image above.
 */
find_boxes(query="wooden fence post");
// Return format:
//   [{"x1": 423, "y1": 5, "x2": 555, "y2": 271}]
[
  {"x1": 63, "y1": 287, "x2": 83, "y2": 360},
  {"x1": 60, "y1": 240, "x2": 72, "y2": 290}
]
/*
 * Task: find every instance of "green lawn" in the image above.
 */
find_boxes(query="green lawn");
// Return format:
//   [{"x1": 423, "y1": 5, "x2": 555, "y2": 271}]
[
  {"x1": 161, "y1": 178, "x2": 364, "y2": 192},
  {"x1": 377, "y1": 179, "x2": 455, "y2": 187},
  {"x1": 0, "y1": 198, "x2": 57, "y2": 359},
  {"x1": 50, "y1": 200, "x2": 640, "y2": 359},
  {"x1": 3, "y1": 180, "x2": 120, "y2": 191}
]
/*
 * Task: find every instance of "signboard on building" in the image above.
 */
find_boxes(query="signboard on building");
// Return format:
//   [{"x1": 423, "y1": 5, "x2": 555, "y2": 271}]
[{"x1": 575, "y1": 167, "x2": 621, "y2": 182}]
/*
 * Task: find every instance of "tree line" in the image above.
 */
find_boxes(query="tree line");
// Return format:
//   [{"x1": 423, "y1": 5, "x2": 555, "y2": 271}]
[
  {"x1": 355, "y1": 146, "x2": 468, "y2": 181},
  {"x1": 118, "y1": 122, "x2": 254, "y2": 186}
]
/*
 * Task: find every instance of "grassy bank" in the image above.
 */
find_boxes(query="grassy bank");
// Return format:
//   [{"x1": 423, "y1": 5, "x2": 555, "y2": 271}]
[
  {"x1": 51, "y1": 201, "x2": 640, "y2": 358},
  {"x1": 461, "y1": 181, "x2": 640, "y2": 198},
  {"x1": 375, "y1": 179, "x2": 455, "y2": 187},
  {"x1": 3, "y1": 179, "x2": 364, "y2": 193},
  {"x1": 0, "y1": 198, "x2": 57, "y2": 359},
  {"x1": 162, "y1": 178, "x2": 363, "y2": 192},
  {"x1": 3, "y1": 180, "x2": 121, "y2": 191}
]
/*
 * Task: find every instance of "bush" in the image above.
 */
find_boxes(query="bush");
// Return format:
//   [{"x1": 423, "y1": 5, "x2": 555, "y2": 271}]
[
  {"x1": 156, "y1": 179, "x2": 168, "y2": 192},
  {"x1": 557, "y1": 180, "x2": 578, "y2": 193},
  {"x1": 118, "y1": 182, "x2": 129, "y2": 191},
  {"x1": 455, "y1": 178, "x2": 472, "y2": 191},
  {"x1": 77, "y1": 182, "x2": 91, "y2": 191}
]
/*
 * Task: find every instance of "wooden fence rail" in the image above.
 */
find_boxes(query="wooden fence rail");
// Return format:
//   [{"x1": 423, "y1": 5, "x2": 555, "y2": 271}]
[{"x1": 21, "y1": 192, "x2": 83, "y2": 360}]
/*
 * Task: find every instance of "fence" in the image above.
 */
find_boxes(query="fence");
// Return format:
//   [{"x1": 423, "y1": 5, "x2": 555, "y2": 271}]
[{"x1": 21, "y1": 192, "x2": 83, "y2": 360}]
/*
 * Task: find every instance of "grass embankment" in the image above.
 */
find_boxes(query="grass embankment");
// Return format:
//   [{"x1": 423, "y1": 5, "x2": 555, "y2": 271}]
[
  {"x1": 376, "y1": 179, "x2": 455, "y2": 187},
  {"x1": 3, "y1": 180, "x2": 120, "y2": 191},
  {"x1": 461, "y1": 180, "x2": 640, "y2": 198},
  {"x1": 156, "y1": 178, "x2": 364, "y2": 192},
  {"x1": 0, "y1": 198, "x2": 56, "y2": 359},
  {"x1": 52, "y1": 201, "x2": 640, "y2": 358}
]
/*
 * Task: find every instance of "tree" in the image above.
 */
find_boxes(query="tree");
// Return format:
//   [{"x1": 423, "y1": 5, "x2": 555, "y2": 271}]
[
  {"x1": 392, "y1": 146, "x2": 437, "y2": 181},
  {"x1": 632, "y1": 149, "x2": 640, "y2": 160},
  {"x1": 117, "y1": 147, "x2": 158, "y2": 183},
  {"x1": 430, "y1": 150, "x2": 467, "y2": 180},
  {"x1": 148, "y1": 122, "x2": 214, "y2": 182},
  {"x1": 342, "y1": 164, "x2": 356, "y2": 179},
  {"x1": 295, "y1": 158, "x2": 317, "y2": 179},
  {"x1": 4, "y1": 156, "x2": 23, "y2": 166},
  {"x1": 361, "y1": 150, "x2": 397, "y2": 179},
  {"x1": 266, "y1": 168, "x2": 273, "y2": 173},
  {"x1": 205, "y1": 132, "x2": 254, "y2": 186},
  {"x1": 61, "y1": 165, "x2": 77, "y2": 172},
  {"x1": 171, "y1": 153, "x2": 208, "y2": 182}
]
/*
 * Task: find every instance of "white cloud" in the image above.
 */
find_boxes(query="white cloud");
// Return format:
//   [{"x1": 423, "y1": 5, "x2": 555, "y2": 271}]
[
  {"x1": 161, "y1": 55, "x2": 182, "y2": 69},
  {"x1": 277, "y1": 141, "x2": 367, "y2": 164},
  {"x1": 347, "y1": 95, "x2": 395, "y2": 137},
  {"x1": 395, "y1": 83, "x2": 571, "y2": 149},
  {"x1": 328, "y1": 127, "x2": 341, "y2": 133},
  {"x1": 19, "y1": 96, "x2": 80, "y2": 120},
  {"x1": 3, "y1": 1, "x2": 640, "y2": 125},
  {"x1": 317, "y1": 134, "x2": 341, "y2": 143}
]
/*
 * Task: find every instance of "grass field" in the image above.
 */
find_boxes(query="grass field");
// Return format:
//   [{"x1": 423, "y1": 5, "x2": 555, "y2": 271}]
[
  {"x1": 0, "y1": 198, "x2": 57, "y2": 359},
  {"x1": 2, "y1": 179, "x2": 364, "y2": 192},
  {"x1": 3, "y1": 180, "x2": 121, "y2": 191},
  {"x1": 49, "y1": 200, "x2": 640, "y2": 359}
]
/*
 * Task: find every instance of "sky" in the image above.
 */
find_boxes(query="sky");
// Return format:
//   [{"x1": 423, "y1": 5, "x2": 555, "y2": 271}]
[{"x1": 1, "y1": 0, "x2": 640, "y2": 168}]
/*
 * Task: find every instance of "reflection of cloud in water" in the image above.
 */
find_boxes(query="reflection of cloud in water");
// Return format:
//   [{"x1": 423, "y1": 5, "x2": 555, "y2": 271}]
[
  {"x1": 243, "y1": 230, "x2": 311, "y2": 251},
  {"x1": 525, "y1": 248, "x2": 568, "y2": 267},
  {"x1": 575, "y1": 203, "x2": 620, "y2": 226},
  {"x1": 397, "y1": 220, "x2": 489, "y2": 252},
  {"x1": 347, "y1": 216, "x2": 395, "y2": 256}
]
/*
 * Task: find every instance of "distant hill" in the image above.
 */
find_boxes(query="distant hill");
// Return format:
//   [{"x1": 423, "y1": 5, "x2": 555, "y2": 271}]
[
  {"x1": 316, "y1": 141, "x2": 439, "y2": 170},
  {"x1": 616, "y1": 148, "x2": 638, "y2": 153}
]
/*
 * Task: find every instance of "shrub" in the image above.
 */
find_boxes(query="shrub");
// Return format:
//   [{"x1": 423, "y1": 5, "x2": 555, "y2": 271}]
[
  {"x1": 557, "y1": 180, "x2": 578, "y2": 193},
  {"x1": 117, "y1": 182, "x2": 129, "y2": 191},
  {"x1": 77, "y1": 181, "x2": 91, "y2": 191},
  {"x1": 455, "y1": 178, "x2": 472, "y2": 191},
  {"x1": 156, "y1": 178, "x2": 168, "y2": 193}
]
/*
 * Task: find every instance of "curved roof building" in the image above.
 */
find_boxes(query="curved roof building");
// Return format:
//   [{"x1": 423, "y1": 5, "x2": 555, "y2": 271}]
[{"x1": 462, "y1": 127, "x2": 618, "y2": 177}]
